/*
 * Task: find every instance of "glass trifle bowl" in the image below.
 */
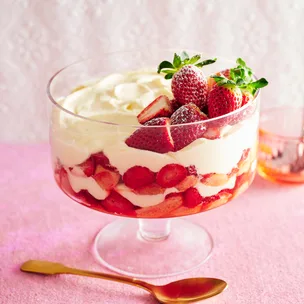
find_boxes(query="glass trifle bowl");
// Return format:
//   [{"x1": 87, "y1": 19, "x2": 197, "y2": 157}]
[{"x1": 47, "y1": 49, "x2": 263, "y2": 278}]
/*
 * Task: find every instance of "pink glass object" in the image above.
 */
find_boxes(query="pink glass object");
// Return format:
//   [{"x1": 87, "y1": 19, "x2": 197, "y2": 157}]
[
  {"x1": 47, "y1": 50, "x2": 260, "y2": 278},
  {"x1": 258, "y1": 106, "x2": 304, "y2": 183}
]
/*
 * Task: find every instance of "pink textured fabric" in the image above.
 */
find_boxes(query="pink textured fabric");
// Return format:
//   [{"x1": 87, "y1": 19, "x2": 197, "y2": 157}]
[{"x1": 0, "y1": 144, "x2": 303, "y2": 304}]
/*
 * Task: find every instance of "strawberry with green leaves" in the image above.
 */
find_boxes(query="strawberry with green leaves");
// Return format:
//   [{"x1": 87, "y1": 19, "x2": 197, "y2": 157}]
[
  {"x1": 158, "y1": 52, "x2": 216, "y2": 109},
  {"x1": 208, "y1": 58, "x2": 268, "y2": 118},
  {"x1": 208, "y1": 79, "x2": 243, "y2": 118}
]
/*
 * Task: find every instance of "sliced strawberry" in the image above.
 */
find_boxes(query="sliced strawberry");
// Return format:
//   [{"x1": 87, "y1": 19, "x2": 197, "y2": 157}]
[
  {"x1": 171, "y1": 103, "x2": 208, "y2": 151},
  {"x1": 102, "y1": 191, "x2": 136, "y2": 216},
  {"x1": 156, "y1": 164, "x2": 187, "y2": 188},
  {"x1": 134, "y1": 183, "x2": 165, "y2": 195},
  {"x1": 125, "y1": 117, "x2": 174, "y2": 154},
  {"x1": 123, "y1": 166, "x2": 155, "y2": 190},
  {"x1": 200, "y1": 173, "x2": 230, "y2": 186},
  {"x1": 78, "y1": 157, "x2": 95, "y2": 176},
  {"x1": 171, "y1": 103, "x2": 208, "y2": 124},
  {"x1": 137, "y1": 95, "x2": 173, "y2": 124},
  {"x1": 175, "y1": 175, "x2": 198, "y2": 191},
  {"x1": 136, "y1": 193, "x2": 183, "y2": 218},
  {"x1": 94, "y1": 165, "x2": 120, "y2": 191},
  {"x1": 183, "y1": 187, "x2": 203, "y2": 208}
]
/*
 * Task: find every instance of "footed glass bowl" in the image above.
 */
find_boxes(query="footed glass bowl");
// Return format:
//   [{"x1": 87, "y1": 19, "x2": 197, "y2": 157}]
[{"x1": 47, "y1": 49, "x2": 260, "y2": 278}]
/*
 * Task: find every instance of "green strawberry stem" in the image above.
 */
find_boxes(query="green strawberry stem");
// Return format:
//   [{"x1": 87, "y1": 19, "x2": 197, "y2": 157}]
[
  {"x1": 212, "y1": 58, "x2": 268, "y2": 96},
  {"x1": 243, "y1": 78, "x2": 268, "y2": 95},
  {"x1": 229, "y1": 57, "x2": 253, "y2": 84},
  {"x1": 211, "y1": 76, "x2": 236, "y2": 87},
  {"x1": 157, "y1": 52, "x2": 217, "y2": 79}
]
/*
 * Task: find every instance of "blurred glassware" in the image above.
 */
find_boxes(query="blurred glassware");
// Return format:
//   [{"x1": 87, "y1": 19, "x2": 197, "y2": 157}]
[{"x1": 258, "y1": 106, "x2": 304, "y2": 183}]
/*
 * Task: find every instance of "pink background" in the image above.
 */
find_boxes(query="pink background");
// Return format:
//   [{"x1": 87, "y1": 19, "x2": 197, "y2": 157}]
[{"x1": 1, "y1": 1, "x2": 304, "y2": 303}]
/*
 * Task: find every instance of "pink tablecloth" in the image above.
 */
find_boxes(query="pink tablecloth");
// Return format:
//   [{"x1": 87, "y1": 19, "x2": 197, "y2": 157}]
[{"x1": 0, "y1": 144, "x2": 303, "y2": 304}]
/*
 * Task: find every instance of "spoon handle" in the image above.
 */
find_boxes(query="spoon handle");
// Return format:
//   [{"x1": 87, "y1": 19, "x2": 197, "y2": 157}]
[
  {"x1": 64, "y1": 266, "x2": 151, "y2": 291},
  {"x1": 21, "y1": 260, "x2": 151, "y2": 291}
]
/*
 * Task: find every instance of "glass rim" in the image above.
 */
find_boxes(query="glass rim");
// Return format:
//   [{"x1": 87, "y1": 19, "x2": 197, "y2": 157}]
[
  {"x1": 259, "y1": 106, "x2": 304, "y2": 141},
  {"x1": 47, "y1": 50, "x2": 260, "y2": 128}
]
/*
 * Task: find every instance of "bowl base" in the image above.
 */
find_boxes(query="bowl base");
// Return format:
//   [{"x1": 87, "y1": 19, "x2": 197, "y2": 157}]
[{"x1": 93, "y1": 218, "x2": 213, "y2": 279}]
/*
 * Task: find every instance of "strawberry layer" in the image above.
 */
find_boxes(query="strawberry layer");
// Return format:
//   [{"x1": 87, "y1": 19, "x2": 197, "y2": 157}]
[
  {"x1": 54, "y1": 143, "x2": 256, "y2": 213},
  {"x1": 55, "y1": 157, "x2": 256, "y2": 218}
]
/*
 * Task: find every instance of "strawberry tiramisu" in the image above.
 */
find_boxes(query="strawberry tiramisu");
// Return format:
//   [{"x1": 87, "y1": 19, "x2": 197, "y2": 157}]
[{"x1": 51, "y1": 52, "x2": 268, "y2": 218}]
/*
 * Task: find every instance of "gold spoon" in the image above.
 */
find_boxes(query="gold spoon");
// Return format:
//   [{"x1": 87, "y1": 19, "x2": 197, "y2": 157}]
[{"x1": 21, "y1": 260, "x2": 227, "y2": 303}]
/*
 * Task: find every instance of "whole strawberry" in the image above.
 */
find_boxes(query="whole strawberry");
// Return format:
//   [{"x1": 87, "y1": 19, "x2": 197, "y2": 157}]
[
  {"x1": 208, "y1": 79, "x2": 243, "y2": 118},
  {"x1": 209, "y1": 58, "x2": 268, "y2": 109},
  {"x1": 158, "y1": 52, "x2": 216, "y2": 109},
  {"x1": 208, "y1": 58, "x2": 268, "y2": 118}
]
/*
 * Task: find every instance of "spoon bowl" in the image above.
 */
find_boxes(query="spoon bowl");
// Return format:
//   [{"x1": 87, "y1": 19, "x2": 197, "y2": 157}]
[
  {"x1": 152, "y1": 277, "x2": 227, "y2": 303},
  {"x1": 21, "y1": 260, "x2": 227, "y2": 303}
]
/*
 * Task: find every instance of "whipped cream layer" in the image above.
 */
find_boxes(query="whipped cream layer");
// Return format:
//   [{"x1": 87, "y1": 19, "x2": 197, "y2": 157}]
[
  {"x1": 51, "y1": 70, "x2": 259, "y2": 208},
  {"x1": 51, "y1": 70, "x2": 173, "y2": 166}
]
